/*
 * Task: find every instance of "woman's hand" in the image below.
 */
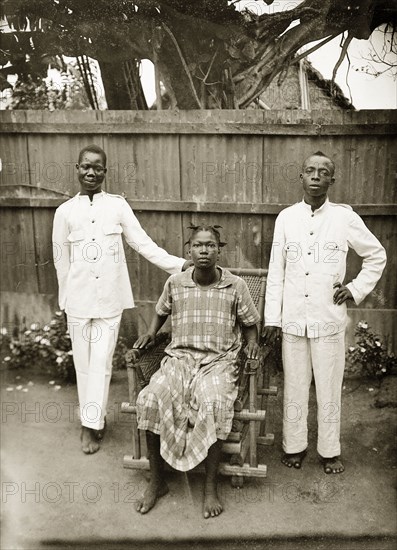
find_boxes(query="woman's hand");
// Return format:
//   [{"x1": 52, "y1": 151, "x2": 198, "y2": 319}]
[{"x1": 133, "y1": 333, "x2": 156, "y2": 349}]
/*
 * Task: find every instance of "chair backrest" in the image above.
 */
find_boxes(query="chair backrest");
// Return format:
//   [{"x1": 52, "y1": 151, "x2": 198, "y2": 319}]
[{"x1": 227, "y1": 268, "x2": 267, "y2": 334}]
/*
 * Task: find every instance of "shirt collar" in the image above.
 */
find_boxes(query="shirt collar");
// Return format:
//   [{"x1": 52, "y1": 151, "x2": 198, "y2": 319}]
[
  {"x1": 77, "y1": 191, "x2": 105, "y2": 201},
  {"x1": 300, "y1": 197, "x2": 330, "y2": 214},
  {"x1": 180, "y1": 266, "x2": 233, "y2": 289}
]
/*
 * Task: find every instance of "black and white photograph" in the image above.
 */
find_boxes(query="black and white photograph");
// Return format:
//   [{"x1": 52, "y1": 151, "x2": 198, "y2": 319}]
[{"x1": 0, "y1": 1, "x2": 396, "y2": 549}]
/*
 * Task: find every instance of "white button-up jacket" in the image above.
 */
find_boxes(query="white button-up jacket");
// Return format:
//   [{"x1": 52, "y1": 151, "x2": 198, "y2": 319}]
[
  {"x1": 52, "y1": 192, "x2": 185, "y2": 318},
  {"x1": 264, "y1": 199, "x2": 386, "y2": 338}
]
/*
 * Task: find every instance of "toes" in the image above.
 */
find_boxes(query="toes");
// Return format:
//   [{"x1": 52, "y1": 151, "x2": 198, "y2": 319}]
[{"x1": 322, "y1": 457, "x2": 344, "y2": 474}]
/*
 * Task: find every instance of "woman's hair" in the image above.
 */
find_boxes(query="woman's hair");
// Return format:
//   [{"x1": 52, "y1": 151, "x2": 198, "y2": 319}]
[{"x1": 186, "y1": 224, "x2": 226, "y2": 247}]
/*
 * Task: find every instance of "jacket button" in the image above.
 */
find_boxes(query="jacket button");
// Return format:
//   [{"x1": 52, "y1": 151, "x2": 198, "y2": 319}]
[
  {"x1": 306, "y1": 272, "x2": 309, "y2": 275},
  {"x1": 310, "y1": 231, "x2": 314, "y2": 235},
  {"x1": 92, "y1": 220, "x2": 95, "y2": 223},
  {"x1": 305, "y1": 294, "x2": 308, "y2": 297},
  {"x1": 308, "y1": 252, "x2": 311, "y2": 255}
]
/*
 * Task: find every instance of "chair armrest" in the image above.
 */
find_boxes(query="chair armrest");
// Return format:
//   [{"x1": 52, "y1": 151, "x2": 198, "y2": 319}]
[{"x1": 125, "y1": 332, "x2": 171, "y2": 389}]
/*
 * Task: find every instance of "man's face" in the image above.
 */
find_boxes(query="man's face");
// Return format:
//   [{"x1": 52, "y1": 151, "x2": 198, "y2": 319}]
[
  {"x1": 76, "y1": 152, "x2": 107, "y2": 195},
  {"x1": 300, "y1": 155, "x2": 335, "y2": 199},
  {"x1": 189, "y1": 230, "x2": 220, "y2": 269}
]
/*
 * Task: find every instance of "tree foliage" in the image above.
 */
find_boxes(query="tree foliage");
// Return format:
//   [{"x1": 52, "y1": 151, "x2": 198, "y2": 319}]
[{"x1": 1, "y1": 0, "x2": 396, "y2": 109}]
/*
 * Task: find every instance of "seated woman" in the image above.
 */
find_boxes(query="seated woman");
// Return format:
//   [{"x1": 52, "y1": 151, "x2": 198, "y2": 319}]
[{"x1": 133, "y1": 225, "x2": 260, "y2": 518}]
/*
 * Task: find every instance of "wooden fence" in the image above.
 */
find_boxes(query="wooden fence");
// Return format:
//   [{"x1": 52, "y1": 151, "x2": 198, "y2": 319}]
[{"x1": 0, "y1": 110, "x2": 396, "y2": 349}]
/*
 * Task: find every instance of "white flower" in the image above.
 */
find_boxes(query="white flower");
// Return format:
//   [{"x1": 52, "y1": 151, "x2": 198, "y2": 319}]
[
  {"x1": 22, "y1": 388, "x2": 28, "y2": 393},
  {"x1": 56, "y1": 357, "x2": 64, "y2": 364},
  {"x1": 360, "y1": 347, "x2": 366, "y2": 353},
  {"x1": 358, "y1": 321, "x2": 368, "y2": 329},
  {"x1": 55, "y1": 350, "x2": 63, "y2": 356},
  {"x1": 30, "y1": 323, "x2": 40, "y2": 331},
  {"x1": 381, "y1": 367, "x2": 387, "y2": 373},
  {"x1": 67, "y1": 350, "x2": 73, "y2": 356},
  {"x1": 349, "y1": 346, "x2": 355, "y2": 352},
  {"x1": 55, "y1": 311, "x2": 62, "y2": 317},
  {"x1": 24, "y1": 330, "x2": 32, "y2": 336},
  {"x1": 54, "y1": 385, "x2": 62, "y2": 391},
  {"x1": 368, "y1": 387, "x2": 374, "y2": 392},
  {"x1": 3, "y1": 356, "x2": 11, "y2": 362},
  {"x1": 375, "y1": 341, "x2": 381, "y2": 347},
  {"x1": 0, "y1": 327, "x2": 8, "y2": 335},
  {"x1": 40, "y1": 338, "x2": 50, "y2": 346},
  {"x1": 16, "y1": 385, "x2": 23, "y2": 390},
  {"x1": 50, "y1": 320, "x2": 57, "y2": 326},
  {"x1": 43, "y1": 325, "x2": 50, "y2": 332},
  {"x1": 49, "y1": 380, "x2": 55, "y2": 385},
  {"x1": 34, "y1": 336, "x2": 41, "y2": 343}
]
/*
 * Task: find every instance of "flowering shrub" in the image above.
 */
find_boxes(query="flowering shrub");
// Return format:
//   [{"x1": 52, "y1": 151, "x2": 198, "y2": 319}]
[
  {"x1": 347, "y1": 321, "x2": 397, "y2": 378},
  {"x1": 1, "y1": 312, "x2": 128, "y2": 382}
]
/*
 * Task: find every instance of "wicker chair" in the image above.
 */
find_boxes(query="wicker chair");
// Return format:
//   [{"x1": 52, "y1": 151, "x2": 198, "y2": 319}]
[{"x1": 121, "y1": 268, "x2": 277, "y2": 487}]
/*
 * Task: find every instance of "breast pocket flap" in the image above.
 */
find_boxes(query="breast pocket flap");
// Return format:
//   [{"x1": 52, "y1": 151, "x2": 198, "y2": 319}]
[
  {"x1": 67, "y1": 230, "x2": 85, "y2": 242},
  {"x1": 103, "y1": 224, "x2": 123, "y2": 235}
]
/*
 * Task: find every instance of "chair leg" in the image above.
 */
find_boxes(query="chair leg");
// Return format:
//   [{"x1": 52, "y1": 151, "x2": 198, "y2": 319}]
[
  {"x1": 127, "y1": 367, "x2": 141, "y2": 460},
  {"x1": 248, "y1": 370, "x2": 258, "y2": 468}
]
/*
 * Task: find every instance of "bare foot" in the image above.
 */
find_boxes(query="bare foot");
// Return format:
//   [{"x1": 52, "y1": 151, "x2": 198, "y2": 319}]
[
  {"x1": 203, "y1": 485, "x2": 223, "y2": 519},
  {"x1": 94, "y1": 417, "x2": 107, "y2": 441},
  {"x1": 80, "y1": 427, "x2": 100, "y2": 454},
  {"x1": 136, "y1": 480, "x2": 169, "y2": 514},
  {"x1": 281, "y1": 449, "x2": 307, "y2": 469},
  {"x1": 321, "y1": 456, "x2": 345, "y2": 474}
]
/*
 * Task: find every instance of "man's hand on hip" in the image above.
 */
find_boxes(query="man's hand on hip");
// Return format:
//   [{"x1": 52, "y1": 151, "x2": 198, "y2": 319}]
[{"x1": 333, "y1": 283, "x2": 353, "y2": 305}]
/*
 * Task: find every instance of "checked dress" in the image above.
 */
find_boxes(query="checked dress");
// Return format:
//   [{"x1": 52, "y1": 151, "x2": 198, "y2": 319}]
[{"x1": 136, "y1": 266, "x2": 260, "y2": 471}]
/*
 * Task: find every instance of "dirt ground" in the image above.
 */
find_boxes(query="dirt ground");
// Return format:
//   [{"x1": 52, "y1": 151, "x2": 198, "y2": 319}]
[{"x1": 1, "y1": 364, "x2": 396, "y2": 550}]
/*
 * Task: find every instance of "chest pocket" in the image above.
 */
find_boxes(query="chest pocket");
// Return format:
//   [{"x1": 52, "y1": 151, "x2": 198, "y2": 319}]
[
  {"x1": 103, "y1": 224, "x2": 123, "y2": 257},
  {"x1": 103, "y1": 224, "x2": 123, "y2": 236},
  {"x1": 67, "y1": 230, "x2": 85, "y2": 242},
  {"x1": 67, "y1": 230, "x2": 85, "y2": 262},
  {"x1": 283, "y1": 243, "x2": 302, "y2": 264},
  {"x1": 323, "y1": 242, "x2": 347, "y2": 261},
  {"x1": 320, "y1": 242, "x2": 348, "y2": 275}
]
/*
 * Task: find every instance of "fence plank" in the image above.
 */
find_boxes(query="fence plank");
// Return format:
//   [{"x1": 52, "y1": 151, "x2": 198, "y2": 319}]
[{"x1": 2, "y1": 122, "x2": 397, "y2": 136}]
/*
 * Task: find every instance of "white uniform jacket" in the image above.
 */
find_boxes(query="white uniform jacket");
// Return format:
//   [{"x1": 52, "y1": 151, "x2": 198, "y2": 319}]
[
  {"x1": 264, "y1": 199, "x2": 386, "y2": 338},
  {"x1": 52, "y1": 192, "x2": 185, "y2": 318}
]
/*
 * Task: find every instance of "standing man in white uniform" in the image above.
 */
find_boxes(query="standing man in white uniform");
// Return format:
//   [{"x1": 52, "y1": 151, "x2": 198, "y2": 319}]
[
  {"x1": 263, "y1": 151, "x2": 386, "y2": 474},
  {"x1": 52, "y1": 145, "x2": 190, "y2": 454}
]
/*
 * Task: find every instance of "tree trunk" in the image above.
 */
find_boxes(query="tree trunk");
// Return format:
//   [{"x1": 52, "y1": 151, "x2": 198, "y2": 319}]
[{"x1": 98, "y1": 60, "x2": 148, "y2": 110}]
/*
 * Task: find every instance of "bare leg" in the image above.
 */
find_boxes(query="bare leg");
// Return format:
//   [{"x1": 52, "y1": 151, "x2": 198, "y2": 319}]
[
  {"x1": 136, "y1": 431, "x2": 169, "y2": 514},
  {"x1": 203, "y1": 440, "x2": 223, "y2": 519},
  {"x1": 80, "y1": 426, "x2": 100, "y2": 454}
]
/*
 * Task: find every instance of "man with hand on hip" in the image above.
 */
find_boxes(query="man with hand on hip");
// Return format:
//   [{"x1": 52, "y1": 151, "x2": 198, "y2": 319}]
[{"x1": 263, "y1": 151, "x2": 386, "y2": 474}]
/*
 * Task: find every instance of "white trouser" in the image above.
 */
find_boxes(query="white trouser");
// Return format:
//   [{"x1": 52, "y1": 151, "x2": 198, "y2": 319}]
[
  {"x1": 67, "y1": 315, "x2": 122, "y2": 430},
  {"x1": 282, "y1": 332, "x2": 345, "y2": 458}
]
